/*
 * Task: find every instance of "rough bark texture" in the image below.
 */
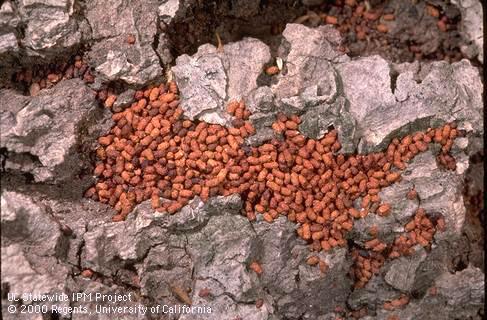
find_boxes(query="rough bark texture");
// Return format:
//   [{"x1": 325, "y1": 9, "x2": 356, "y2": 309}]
[{"x1": 0, "y1": 1, "x2": 484, "y2": 319}]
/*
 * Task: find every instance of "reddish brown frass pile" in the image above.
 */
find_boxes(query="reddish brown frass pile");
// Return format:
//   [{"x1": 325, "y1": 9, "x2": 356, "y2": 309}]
[
  {"x1": 351, "y1": 249, "x2": 386, "y2": 288},
  {"x1": 383, "y1": 294, "x2": 410, "y2": 311},
  {"x1": 12, "y1": 55, "x2": 122, "y2": 111},
  {"x1": 324, "y1": 1, "x2": 452, "y2": 37},
  {"x1": 85, "y1": 83, "x2": 257, "y2": 221},
  {"x1": 87, "y1": 81, "x2": 460, "y2": 286},
  {"x1": 351, "y1": 208, "x2": 444, "y2": 288},
  {"x1": 389, "y1": 209, "x2": 442, "y2": 258},
  {"x1": 314, "y1": 0, "x2": 463, "y2": 62},
  {"x1": 14, "y1": 55, "x2": 94, "y2": 96}
]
